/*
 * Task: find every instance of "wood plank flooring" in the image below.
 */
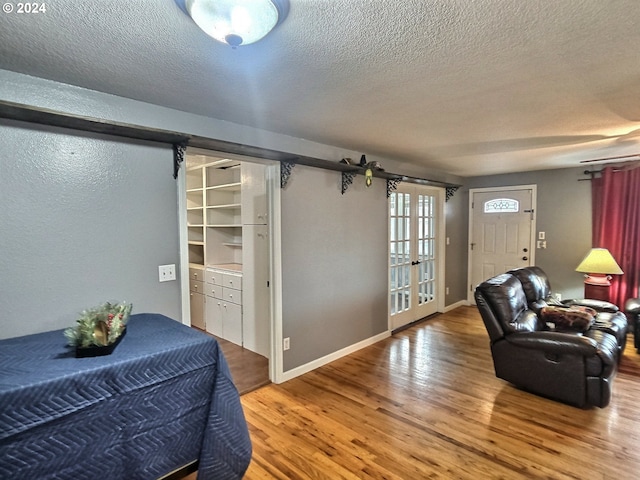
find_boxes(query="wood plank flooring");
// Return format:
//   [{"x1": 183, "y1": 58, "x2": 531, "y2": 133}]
[
  {"x1": 238, "y1": 306, "x2": 640, "y2": 479},
  {"x1": 215, "y1": 336, "x2": 270, "y2": 395},
  {"x1": 193, "y1": 328, "x2": 270, "y2": 395}
]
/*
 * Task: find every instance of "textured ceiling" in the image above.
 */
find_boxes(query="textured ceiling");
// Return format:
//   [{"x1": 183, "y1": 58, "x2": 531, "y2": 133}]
[{"x1": 1, "y1": 0, "x2": 639, "y2": 176}]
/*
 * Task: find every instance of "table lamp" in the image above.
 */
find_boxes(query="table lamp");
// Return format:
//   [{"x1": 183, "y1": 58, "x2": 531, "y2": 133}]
[{"x1": 575, "y1": 248, "x2": 623, "y2": 301}]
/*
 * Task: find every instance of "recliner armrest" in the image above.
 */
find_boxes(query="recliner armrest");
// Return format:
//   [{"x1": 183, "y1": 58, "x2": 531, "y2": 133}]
[
  {"x1": 506, "y1": 331, "x2": 598, "y2": 356},
  {"x1": 562, "y1": 298, "x2": 618, "y2": 312}
]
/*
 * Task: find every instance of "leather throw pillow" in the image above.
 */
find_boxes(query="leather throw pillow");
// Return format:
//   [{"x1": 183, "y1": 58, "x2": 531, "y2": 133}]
[{"x1": 540, "y1": 305, "x2": 596, "y2": 332}]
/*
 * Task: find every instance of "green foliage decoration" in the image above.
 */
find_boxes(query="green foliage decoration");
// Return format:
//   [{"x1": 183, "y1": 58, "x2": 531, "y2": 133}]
[{"x1": 64, "y1": 302, "x2": 133, "y2": 348}]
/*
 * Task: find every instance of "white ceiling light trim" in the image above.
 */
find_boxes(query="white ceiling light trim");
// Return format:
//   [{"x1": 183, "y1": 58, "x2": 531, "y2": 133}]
[{"x1": 184, "y1": 0, "x2": 288, "y2": 47}]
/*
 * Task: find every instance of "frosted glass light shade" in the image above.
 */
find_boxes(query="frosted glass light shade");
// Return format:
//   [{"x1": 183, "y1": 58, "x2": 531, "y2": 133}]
[
  {"x1": 575, "y1": 248, "x2": 623, "y2": 275},
  {"x1": 185, "y1": 0, "x2": 282, "y2": 46}
]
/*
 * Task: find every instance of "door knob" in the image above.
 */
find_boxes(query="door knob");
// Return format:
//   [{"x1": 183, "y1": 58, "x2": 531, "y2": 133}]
[
  {"x1": 523, "y1": 248, "x2": 528, "y2": 252},
  {"x1": 522, "y1": 256, "x2": 528, "y2": 261},
  {"x1": 411, "y1": 260, "x2": 421, "y2": 265}
]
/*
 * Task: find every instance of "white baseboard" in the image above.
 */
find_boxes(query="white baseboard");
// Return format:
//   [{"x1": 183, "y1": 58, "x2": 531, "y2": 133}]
[
  {"x1": 276, "y1": 330, "x2": 391, "y2": 384},
  {"x1": 444, "y1": 299, "x2": 469, "y2": 312}
]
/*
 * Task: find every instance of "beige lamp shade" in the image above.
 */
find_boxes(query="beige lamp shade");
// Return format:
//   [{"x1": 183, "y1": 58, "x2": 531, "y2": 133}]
[{"x1": 576, "y1": 248, "x2": 623, "y2": 276}]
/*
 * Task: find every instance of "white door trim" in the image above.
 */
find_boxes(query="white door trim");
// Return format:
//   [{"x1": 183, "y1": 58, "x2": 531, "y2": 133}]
[
  {"x1": 467, "y1": 184, "x2": 537, "y2": 304},
  {"x1": 266, "y1": 163, "x2": 284, "y2": 384},
  {"x1": 177, "y1": 160, "x2": 191, "y2": 326},
  {"x1": 436, "y1": 187, "x2": 446, "y2": 315}
]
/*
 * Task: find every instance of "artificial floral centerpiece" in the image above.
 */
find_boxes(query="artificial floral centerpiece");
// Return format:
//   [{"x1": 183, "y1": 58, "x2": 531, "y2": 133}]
[{"x1": 64, "y1": 302, "x2": 132, "y2": 357}]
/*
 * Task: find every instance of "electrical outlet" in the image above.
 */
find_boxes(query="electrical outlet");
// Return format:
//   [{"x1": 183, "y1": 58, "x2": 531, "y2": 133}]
[
  {"x1": 555, "y1": 293, "x2": 562, "y2": 301},
  {"x1": 158, "y1": 264, "x2": 176, "y2": 282},
  {"x1": 283, "y1": 337, "x2": 290, "y2": 351},
  {"x1": 445, "y1": 287, "x2": 450, "y2": 295}
]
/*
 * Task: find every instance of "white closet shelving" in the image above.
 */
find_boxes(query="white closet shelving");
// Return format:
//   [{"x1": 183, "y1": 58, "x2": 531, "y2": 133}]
[{"x1": 185, "y1": 153, "x2": 270, "y2": 357}]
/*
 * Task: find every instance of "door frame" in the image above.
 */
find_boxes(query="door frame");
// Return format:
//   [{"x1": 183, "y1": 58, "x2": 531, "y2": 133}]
[
  {"x1": 387, "y1": 184, "x2": 446, "y2": 331},
  {"x1": 467, "y1": 184, "x2": 537, "y2": 304}
]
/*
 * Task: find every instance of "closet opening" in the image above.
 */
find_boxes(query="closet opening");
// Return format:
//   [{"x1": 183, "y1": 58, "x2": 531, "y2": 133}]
[{"x1": 179, "y1": 148, "x2": 279, "y2": 394}]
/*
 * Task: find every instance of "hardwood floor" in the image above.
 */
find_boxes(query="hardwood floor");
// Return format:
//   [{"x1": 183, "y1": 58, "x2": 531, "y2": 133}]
[
  {"x1": 237, "y1": 306, "x2": 640, "y2": 479},
  {"x1": 193, "y1": 327, "x2": 270, "y2": 395},
  {"x1": 215, "y1": 336, "x2": 270, "y2": 395}
]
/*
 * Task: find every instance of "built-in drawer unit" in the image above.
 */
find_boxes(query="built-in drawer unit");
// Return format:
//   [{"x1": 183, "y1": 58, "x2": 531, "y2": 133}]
[
  {"x1": 189, "y1": 279, "x2": 204, "y2": 294},
  {"x1": 206, "y1": 284, "x2": 223, "y2": 300},
  {"x1": 189, "y1": 267, "x2": 204, "y2": 282},
  {"x1": 223, "y1": 273, "x2": 242, "y2": 290},
  {"x1": 205, "y1": 268, "x2": 223, "y2": 286},
  {"x1": 204, "y1": 267, "x2": 243, "y2": 346},
  {"x1": 188, "y1": 267, "x2": 205, "y2": 330},
  {"x1": 223, "y1": 287, "x2": 242, "y2": 305}
]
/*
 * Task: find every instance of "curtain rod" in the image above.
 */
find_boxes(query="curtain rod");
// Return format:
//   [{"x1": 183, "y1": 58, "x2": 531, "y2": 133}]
[{"x1": 579, "y1": 160, "x2": 640, "y2": 181}]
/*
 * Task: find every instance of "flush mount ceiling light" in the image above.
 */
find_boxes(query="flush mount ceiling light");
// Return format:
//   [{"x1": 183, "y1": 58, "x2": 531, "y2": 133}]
[{"x1": 183, "y1": 0, "x2": 289, "y2": 47}]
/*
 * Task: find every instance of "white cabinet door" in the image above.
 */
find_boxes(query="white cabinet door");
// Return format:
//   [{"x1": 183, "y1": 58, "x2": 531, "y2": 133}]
[
  {"x1": 205, "y1": 272, "x2": 242, "y2": 347},
  {"x1": 190, "y1": 291, "x2": 205, "y2": 329},
  {"x1": 205, "y1": 295, "x2": 241, "y2": 345},
  {"x1": 241, "y1": 162, "x2": 268, "y2": 225},
  {"x1": 242, "y1": 224, "x2": 270, "y2": 357},
  {"x1": 205, "y1": 295, "x2": 223, "y2": 337},
  {"x1": 222, "y1": 302, "x2": 243, "y2": 346}
]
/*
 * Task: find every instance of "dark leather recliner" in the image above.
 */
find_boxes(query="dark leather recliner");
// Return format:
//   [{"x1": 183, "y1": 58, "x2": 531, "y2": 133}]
[
  {"x1": 508, "y1": 266, "x2": 628, "y2": 357},
  {"x1": 475, "y1": 270, "x2": 622, "y2": 408}
]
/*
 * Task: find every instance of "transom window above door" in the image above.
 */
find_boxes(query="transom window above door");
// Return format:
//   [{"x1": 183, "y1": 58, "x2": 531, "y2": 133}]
[{"x1": 483, "y1": 198, "x2": 519, "y2": 213}]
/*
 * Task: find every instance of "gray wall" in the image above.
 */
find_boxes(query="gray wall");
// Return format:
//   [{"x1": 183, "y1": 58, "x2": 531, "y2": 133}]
[
  {"x1": 0, "y1": 120, "x2": 181, "y2": 339},
  {"x1": 449, "y1": 167, "x2": 592, "y2": 301},
  {"x1": 444, "y1": 186, "x2": 468, "y2": 304},
  {"x1": 2, "y1": 69, "x2": 590, "y2": 369},
  {"x1": 1, "y1": 70, "x2": 444, "y2": 367},
  {"x1": 281, "y1": 166, "x2": 389, "y2": 370}
]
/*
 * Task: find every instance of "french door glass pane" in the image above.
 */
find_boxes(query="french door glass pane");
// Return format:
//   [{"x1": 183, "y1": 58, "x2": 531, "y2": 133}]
[
  {"x1": 417, "y1": 194, "x2": 436, "y2": 306},
  {"x1": 389, "y1": 192, "x2": 411, "y2": 315}
]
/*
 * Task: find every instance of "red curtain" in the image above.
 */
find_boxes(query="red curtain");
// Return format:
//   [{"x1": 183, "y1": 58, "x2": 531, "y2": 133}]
[{"x1": 592, "y1": 163, "x2": 640, "y2": 307}]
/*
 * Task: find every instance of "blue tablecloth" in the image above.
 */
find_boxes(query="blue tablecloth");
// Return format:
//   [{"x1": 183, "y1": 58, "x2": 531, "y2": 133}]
[{"x1": 0, "y1": 314, "x2": 252, "y2": 479}]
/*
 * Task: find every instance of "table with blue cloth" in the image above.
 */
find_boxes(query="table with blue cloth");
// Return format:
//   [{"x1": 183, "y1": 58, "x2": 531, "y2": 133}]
[{"x1": 0, "y1": 313, "x2": 252, "y2": 479}]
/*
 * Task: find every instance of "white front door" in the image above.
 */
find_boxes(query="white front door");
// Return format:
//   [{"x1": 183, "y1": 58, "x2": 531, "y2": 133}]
[
  {"x1": 468, "y1": 186, "x2": 536, "y2": 303},
  {"x1": 389, "y1": 185, "x2": 444, "y2": 330}
]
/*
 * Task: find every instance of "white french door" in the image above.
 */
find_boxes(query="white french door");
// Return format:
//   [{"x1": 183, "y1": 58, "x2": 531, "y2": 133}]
[{"x1": 389, "y1": 185, "x2": 444, "y2": 330}]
